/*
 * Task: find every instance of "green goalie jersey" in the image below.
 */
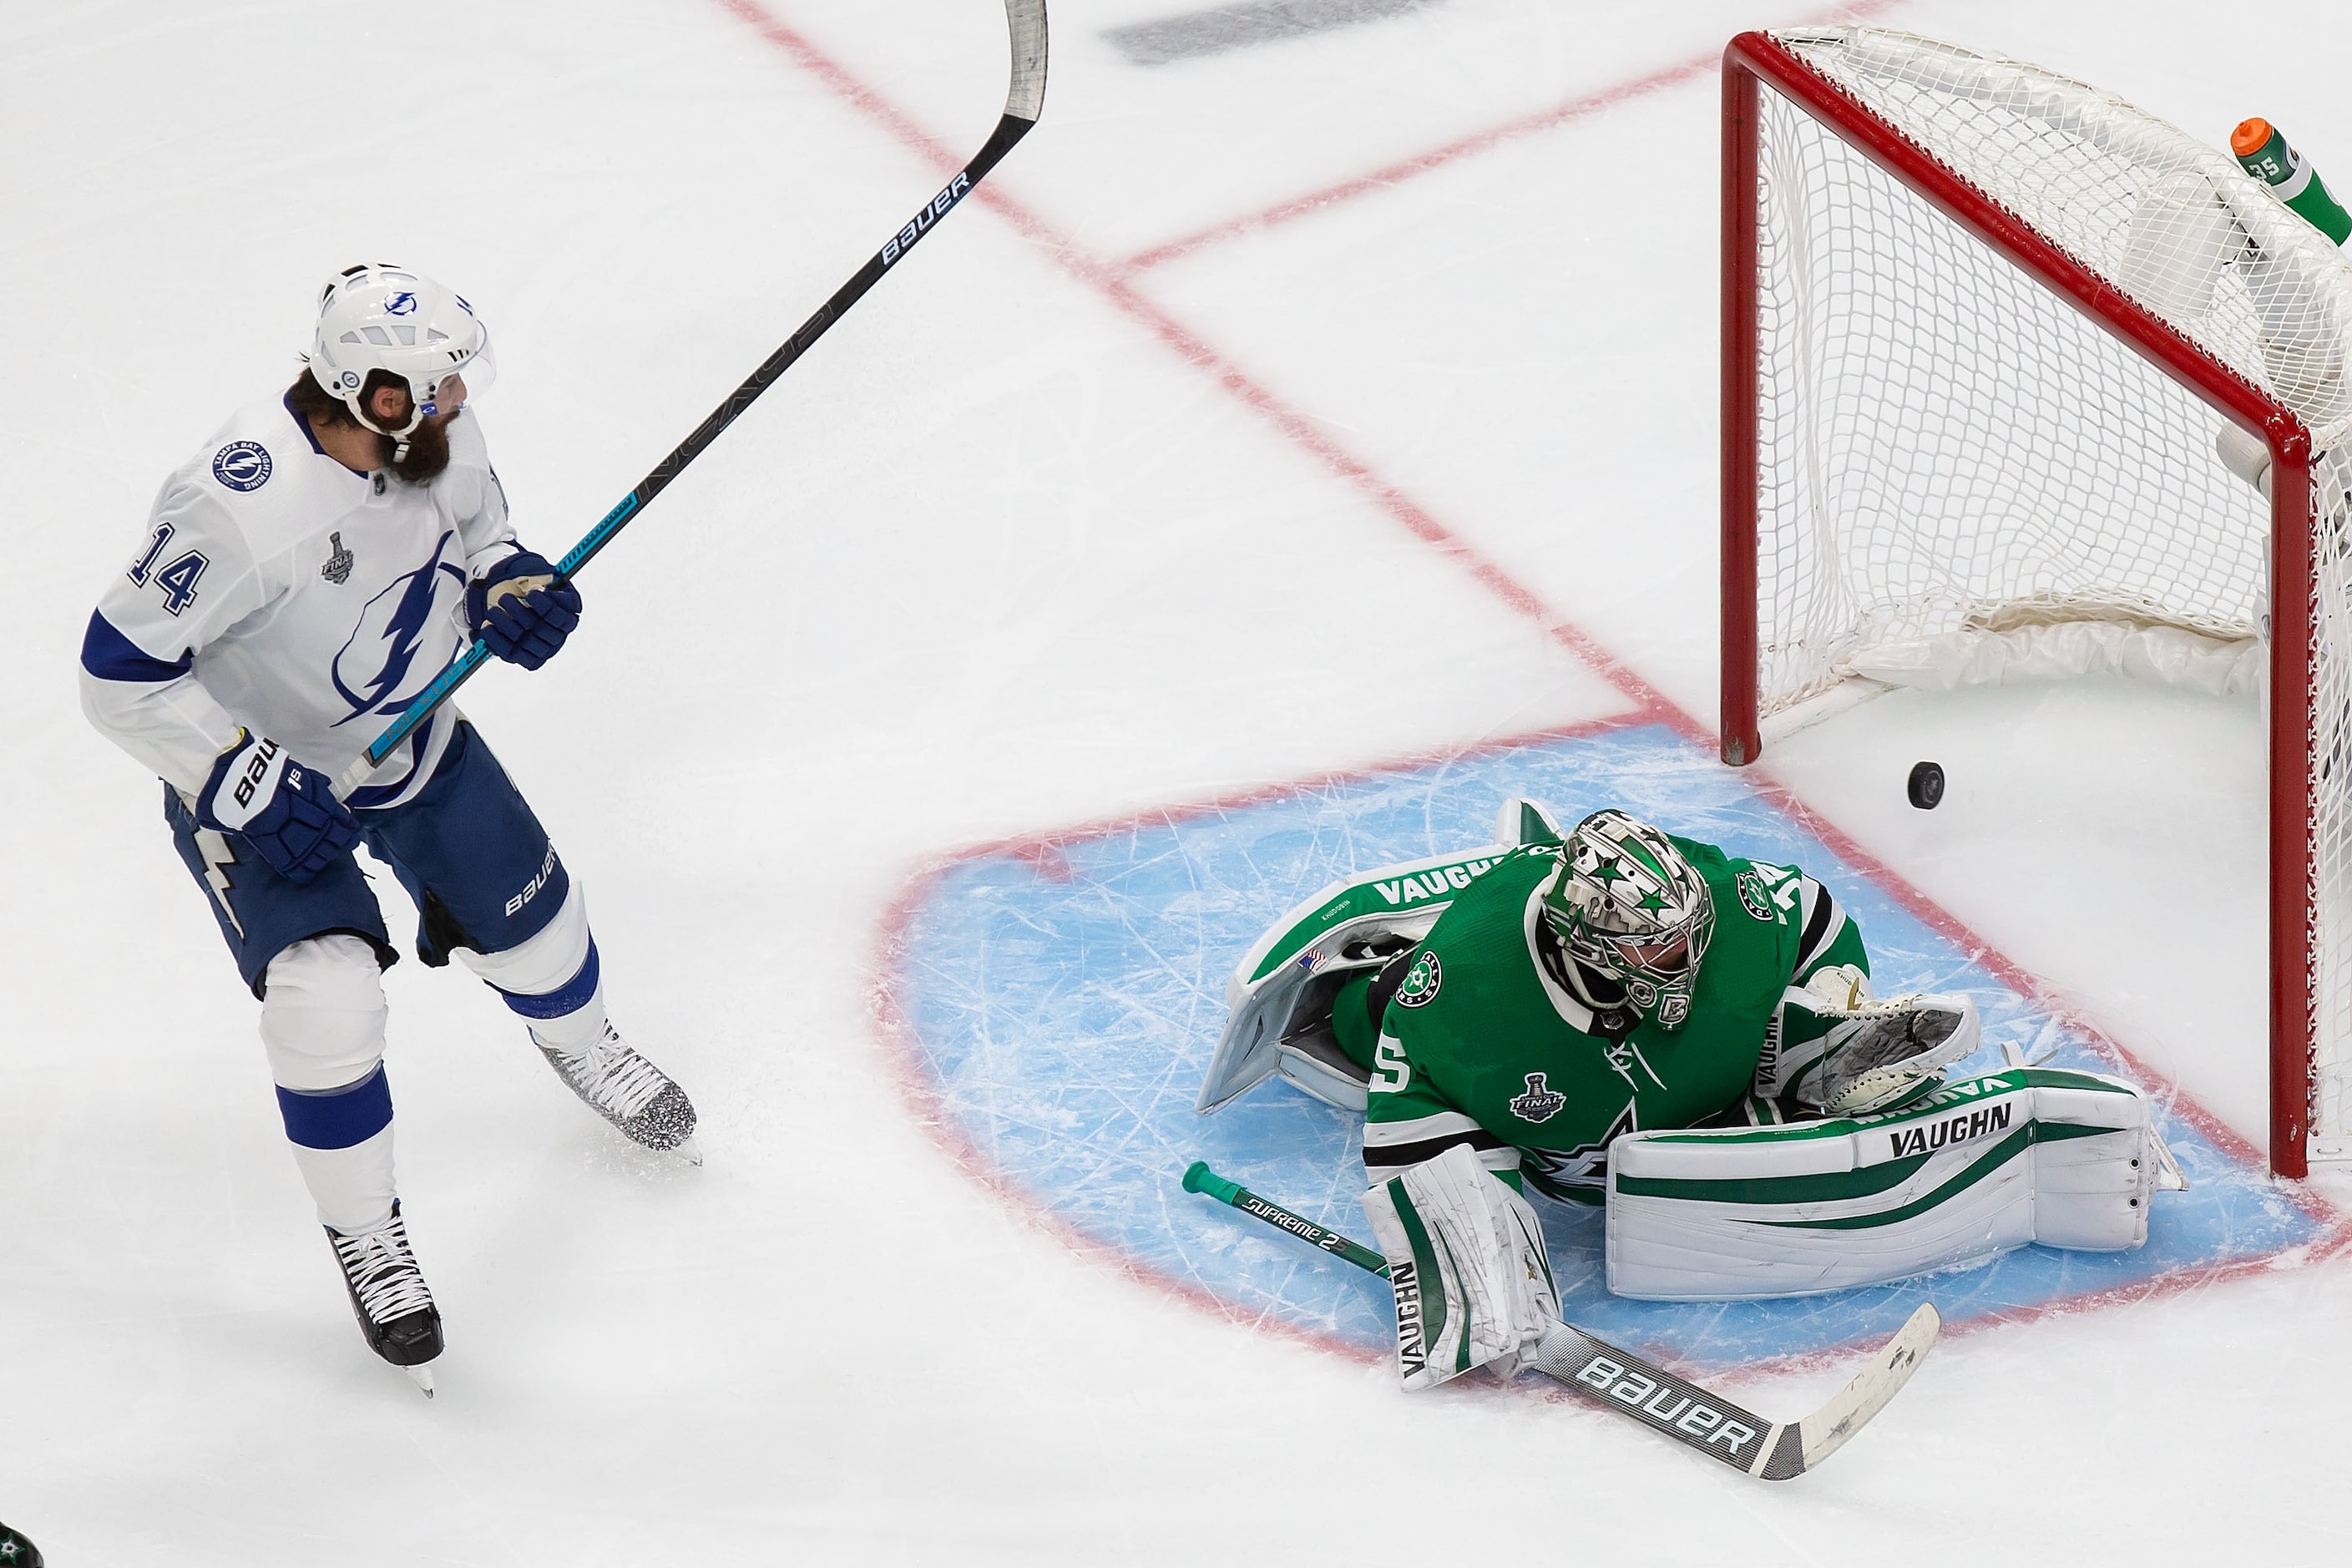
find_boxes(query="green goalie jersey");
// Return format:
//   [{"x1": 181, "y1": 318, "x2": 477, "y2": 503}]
[{"x1": 1348, "y1": 837, "x2": 1866, "y2": 1203}]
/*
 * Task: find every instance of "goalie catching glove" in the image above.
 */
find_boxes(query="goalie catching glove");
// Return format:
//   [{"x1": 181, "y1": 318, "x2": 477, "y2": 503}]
[
  {"x1": 1362, "y1": 1143, "x2": 1558, "y2": 1391},
  {"x1": 1759, "y1": 964, "x2": 1980, "y2": 1116}
]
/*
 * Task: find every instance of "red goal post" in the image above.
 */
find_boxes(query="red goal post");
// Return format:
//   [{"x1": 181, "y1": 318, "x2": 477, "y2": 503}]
[{"x1": 1718, "y1": 28, "x2": 2335, "y2": 1177}]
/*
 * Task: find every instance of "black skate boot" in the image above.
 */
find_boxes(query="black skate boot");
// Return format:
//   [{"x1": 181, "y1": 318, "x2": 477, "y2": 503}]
[
  {"x1": 534, "y1": 1021, "x2": 698, "y2": 1157},
  {"x1": 326, "y1": 1201, "x2": 443, "y2": 1396}
]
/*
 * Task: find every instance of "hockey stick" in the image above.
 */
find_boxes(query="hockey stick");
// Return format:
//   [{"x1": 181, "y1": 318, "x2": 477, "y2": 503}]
[
  {"x1": 346, "y1": 0, "x2": 1051, "y2": 782},
  {"x1": 1181, "y1": 1161, "x2": 1939, "y2": 1481}
]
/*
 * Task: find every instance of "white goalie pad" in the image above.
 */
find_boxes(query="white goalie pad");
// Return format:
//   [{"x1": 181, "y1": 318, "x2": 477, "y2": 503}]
[
  {"x1": 1362, "y1": 1143, "x2": 1559, "y2": 1391},
  {"x1": 1196, "y1": 799, "x2": 1565, "y2": 1115},
  {"x1": 1605, "y1": 1068, "x2": 2186, "y2": 1301}
]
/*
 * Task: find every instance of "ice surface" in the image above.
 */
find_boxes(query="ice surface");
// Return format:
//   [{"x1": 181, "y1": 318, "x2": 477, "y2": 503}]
[
  {"x1": 892, "y1": 723, "x2": 2332, "y2": 1366},
  {"x1": 13, "y1": 0, "x2": 2352, "y2": 1562}
]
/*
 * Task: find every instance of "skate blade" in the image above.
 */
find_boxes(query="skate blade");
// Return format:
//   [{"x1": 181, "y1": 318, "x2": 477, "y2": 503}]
[
  {"x1": 404, "y1": 1363, "x2": 437, "y2": 1399},
  {"x1": 670, "y1": 1136, "x2": 704, "y2": 1167}
]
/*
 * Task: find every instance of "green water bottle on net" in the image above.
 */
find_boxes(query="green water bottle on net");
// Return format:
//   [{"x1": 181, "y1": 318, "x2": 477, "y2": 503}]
[{"x1": 2233, "y1": 118, "x2": 2352, "y2": 245}]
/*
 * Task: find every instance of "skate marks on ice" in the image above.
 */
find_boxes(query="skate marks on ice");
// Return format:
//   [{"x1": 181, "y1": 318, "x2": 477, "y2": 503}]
[
  {"x1": 883, "y1": 723, "x2": 2334, "y2": 1368},
  {"x1": 1105, "y1": 0, "x2": 1446, "y2": 68}
]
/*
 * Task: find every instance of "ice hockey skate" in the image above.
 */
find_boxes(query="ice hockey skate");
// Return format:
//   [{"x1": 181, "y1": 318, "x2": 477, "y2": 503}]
[
  {"x1": 534, "y1": 1021, "x2": 700, "y2": 1161},
  {"x1": 325, "y1": 1202, "x2": 442, "y2": 1397}
]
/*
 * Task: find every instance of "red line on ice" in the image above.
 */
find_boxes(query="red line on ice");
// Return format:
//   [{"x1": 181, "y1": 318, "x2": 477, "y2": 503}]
[
  {"x1": 867, "y1": 854, "x2": 1387, "y2": 1369},
  {"x1": 1120, "y1": 0, "x2": 1913, "y2": 273},
  {"x1": 721, "y1": 0, "x2": 2349, "y2": 1355}
]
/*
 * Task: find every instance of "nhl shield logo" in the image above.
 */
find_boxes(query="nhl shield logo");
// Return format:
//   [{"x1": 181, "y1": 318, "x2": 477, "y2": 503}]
[
  {"x1": 321, "y1": 531, "x2": 355, "y2": 585},
  {"x1": 1510, "y1": 1072, "x2": 1566, "y2": 1124}
]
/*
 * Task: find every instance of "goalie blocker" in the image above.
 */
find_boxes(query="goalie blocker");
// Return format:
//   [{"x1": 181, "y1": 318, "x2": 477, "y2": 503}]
[{"x1": 1605, "y1": 1066, "x2": 2187, "y2": 1299}]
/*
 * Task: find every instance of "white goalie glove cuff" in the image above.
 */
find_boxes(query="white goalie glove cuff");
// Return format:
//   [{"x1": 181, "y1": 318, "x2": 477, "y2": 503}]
[{"x1": 1362, "y1": 1143, "x2": 1559, "y2": 1392}]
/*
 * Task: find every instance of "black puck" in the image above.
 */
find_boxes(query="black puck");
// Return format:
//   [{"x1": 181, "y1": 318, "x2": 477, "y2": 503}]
[{"x1": 1907, "y1": 761, "x2": 1945, "y2": 810}]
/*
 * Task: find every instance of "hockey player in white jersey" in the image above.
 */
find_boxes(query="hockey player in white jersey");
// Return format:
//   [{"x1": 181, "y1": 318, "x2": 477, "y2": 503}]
[{"x1": 78, "y1": 265, "x2": 696, "y2": 1393}]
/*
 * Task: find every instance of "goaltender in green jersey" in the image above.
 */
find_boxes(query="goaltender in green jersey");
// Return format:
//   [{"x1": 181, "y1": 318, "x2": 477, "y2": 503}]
[{"x1": 1197, "y1": 799, "x2": 2182, "y2": 1392}]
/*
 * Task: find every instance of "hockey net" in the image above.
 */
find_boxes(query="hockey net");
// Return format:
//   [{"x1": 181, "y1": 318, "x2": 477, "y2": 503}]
[{"x1": 1721, "y1": 27, "x2": 2352, "y2": 1176}]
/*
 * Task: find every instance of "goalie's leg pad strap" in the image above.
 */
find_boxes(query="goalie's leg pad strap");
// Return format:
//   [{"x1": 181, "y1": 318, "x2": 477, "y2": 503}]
[{"x1": 1604, "y1": 1069, "x2": 2172, "y2": 1300}]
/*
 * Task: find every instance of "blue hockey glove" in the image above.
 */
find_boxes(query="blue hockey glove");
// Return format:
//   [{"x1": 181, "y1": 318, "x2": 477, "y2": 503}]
[
  {"x1": 466, "y1": 551, "x2": 582, "y2": 670},
  {"x1": 196, "y1": 731, "x2": 361, "y2": 885}
]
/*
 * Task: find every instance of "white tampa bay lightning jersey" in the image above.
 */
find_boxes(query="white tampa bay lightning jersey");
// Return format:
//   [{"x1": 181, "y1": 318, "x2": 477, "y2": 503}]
[{"x1": 79, "y1": 393, "x2": 521, "y2": 809}]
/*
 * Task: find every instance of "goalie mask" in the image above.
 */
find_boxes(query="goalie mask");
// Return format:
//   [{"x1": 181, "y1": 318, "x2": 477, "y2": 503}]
[{"x1": 1540, "y1": 810, "x2": 1715, "y2": 1030}]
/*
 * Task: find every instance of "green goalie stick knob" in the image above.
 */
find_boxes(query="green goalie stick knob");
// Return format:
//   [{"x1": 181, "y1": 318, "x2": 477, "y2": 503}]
[
  {"x1": 2234, "y1": 118, "x2": 2352, "y2": 245},
  {"x1": 1181, "y1": 1161, "x2": 1391, "y2": 1276}
]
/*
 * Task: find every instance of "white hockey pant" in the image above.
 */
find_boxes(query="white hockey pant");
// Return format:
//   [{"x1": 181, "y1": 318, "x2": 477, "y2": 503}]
[
  {"x1": 261, "y1": 934, "x2": 396, "y2": 1236},
  {"x1": 1605, "y1": 1069, "x2": 2183, "y2": 1301},
  {"x1": 456, "y1": 883, "x2": 607, "y2": 1050}
]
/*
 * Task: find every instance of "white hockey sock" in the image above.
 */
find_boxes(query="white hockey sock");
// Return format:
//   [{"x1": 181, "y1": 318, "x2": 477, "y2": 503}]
[
  {"x1": 260, "y1": 937, "x2": 398, "y2": 1235},
  {"x1": 293, "y1": 1123, "x2": 397, "y2": 1236},
  {"x1": 528, "y1": 982, "x2": 609, "y2": 1054},
  {"x1": 457, "y1": 886, "x2": 612, "y2": 1050}
]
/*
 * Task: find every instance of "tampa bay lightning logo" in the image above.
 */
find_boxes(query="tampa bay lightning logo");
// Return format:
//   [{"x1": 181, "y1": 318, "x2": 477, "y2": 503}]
[
  {"x1": 330, "y1": 530, "x2": 466, "y2": 725},
  {"x1": 385, "y1": 291, "x2": 418, "y2": 316},
  {"x1": 211, "y1": 441, "x2": 273, "y2": 492}
]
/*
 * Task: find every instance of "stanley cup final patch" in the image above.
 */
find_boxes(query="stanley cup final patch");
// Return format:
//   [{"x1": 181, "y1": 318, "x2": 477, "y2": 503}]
[
  {"x1": 1510, "y1": 1072, "x2": 1567, "y2": 1123},
  {"x1": 1392, "y1": 949, "x2": 1443, "y2": 1009}
]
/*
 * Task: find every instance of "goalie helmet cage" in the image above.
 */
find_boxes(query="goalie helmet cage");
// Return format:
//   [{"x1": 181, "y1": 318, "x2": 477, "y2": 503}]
[{"x1": 1718, "y1": 27, "x2": 2352, "y2": 1179}]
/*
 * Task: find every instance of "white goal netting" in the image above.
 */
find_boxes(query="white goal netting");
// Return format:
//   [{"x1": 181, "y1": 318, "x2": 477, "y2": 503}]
[{"x1": 1743, "y1": 27, "x2": 2352, "y2": 1161}]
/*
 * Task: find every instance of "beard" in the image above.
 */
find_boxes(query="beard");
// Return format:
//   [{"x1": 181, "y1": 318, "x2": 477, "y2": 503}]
[{"x1": 387, "y1": 407, "x2": 458, "y2": 484}]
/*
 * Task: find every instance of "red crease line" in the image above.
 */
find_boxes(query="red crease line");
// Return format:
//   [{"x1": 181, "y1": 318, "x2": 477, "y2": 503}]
[{"x1": 716, "y1": 0, "x2": 2347, "y2": 1327}]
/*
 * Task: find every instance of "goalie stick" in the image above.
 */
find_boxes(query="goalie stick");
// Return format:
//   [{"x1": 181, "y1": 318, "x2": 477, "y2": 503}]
[
  {"x1": 1181, "y1": 1161, "x2": 1939, "y2": 1481},
  {"x1": 346, "y1": 0, "x2": 1052, "y2": 783}
]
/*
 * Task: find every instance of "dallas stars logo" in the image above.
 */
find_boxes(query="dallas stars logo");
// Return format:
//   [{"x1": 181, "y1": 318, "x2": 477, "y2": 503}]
[
  {"x1": 1392, "y1": 950, "x2": 1442, "y2": 1009},
  {"x1": 1509, "y1": 1071, "x2": 1566, "y2": 1123},
  {"x1": 1519, "y1": 1102, "x2": 1636, "y2": 1199}
]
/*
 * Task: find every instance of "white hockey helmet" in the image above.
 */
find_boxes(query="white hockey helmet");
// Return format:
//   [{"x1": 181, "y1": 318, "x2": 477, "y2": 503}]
[{"x1": 306, "y1": 264, "x2": 496, "y2": 444}]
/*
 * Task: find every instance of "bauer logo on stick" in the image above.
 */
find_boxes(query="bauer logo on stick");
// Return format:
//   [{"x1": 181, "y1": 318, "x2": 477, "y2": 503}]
[
  {"x1": 883, "y1": 172, "x2": 974, "y2": 266},
  {"x1": 1570, "y1": 1356, "x2": 1761, "y2": 1456}
]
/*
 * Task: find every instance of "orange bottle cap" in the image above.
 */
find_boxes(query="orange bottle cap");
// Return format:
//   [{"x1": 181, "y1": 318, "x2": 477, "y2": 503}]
[{"x1": 2233, "y1": 118, "x2": 2276, "y2": 157}]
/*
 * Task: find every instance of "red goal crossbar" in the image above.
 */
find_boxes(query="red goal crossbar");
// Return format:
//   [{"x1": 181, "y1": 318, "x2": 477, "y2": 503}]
[{"x1": 1717, "y1": 30, "x2": 2319, "y2": 1177}]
